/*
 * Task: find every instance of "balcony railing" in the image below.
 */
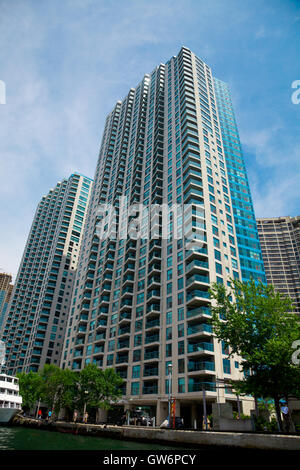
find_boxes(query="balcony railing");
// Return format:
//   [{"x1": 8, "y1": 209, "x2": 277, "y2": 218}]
[
  {"x1": 188, "y1": 382, "x2": 216, "y2": 392},
  {"x1": 186, "y1": 259, "x2": 209, "y2": 272},
  {"x1": 145, "y1": 334, "x2": 159, "y2": 344},
  {"x1": 144, "y1": 350, "x2": 159, "y2": 360},
  {"x1": 186, "y1": 274, "x2": 210, "y2": 287},
  {"x1": 187, "y1": 307, "x2": 211, "y2": 319},
  {"x1": 188, "y1": 361, "x2": 215, "y2": 372},
  {"x1": 187, "y1": 323, "x2": 212, "y2": 336},
  {"x1": 143, "y1": 367, "x2": 159, "y2": 377},
  {"x1": 187, "y1": 341, "x2": 214, "y2": 353},
  {"x1": 187, "y1": 290, "x2": 210, "y2": 302},
  {"x1": 143, "y1": 385, "x2": 158, "y2": 395}
]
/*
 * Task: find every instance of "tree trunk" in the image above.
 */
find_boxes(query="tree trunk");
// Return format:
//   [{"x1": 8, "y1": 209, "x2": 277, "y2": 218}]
[{"x1": 274, "y1": 395, "x2": 282, "y2": 432}]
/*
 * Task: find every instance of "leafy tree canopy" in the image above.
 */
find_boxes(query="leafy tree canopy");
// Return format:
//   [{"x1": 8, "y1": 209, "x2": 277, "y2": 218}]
[{"x1": 209, "y1": 279, "x2": 300, "y2": 430}]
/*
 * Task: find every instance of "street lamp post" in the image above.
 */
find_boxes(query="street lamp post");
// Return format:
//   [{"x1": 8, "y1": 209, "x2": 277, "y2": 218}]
[
  {"x1": 202, "y1": 385, "x2": 207, "y2": 430},
  {"x1": 168, "y1": 363, "x2": 172, "y2": 428}
]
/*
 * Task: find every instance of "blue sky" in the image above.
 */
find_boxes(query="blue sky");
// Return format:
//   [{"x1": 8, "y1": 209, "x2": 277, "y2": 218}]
[{"x1": 0, "y1": 0, "x2": 299, "y2": 278}]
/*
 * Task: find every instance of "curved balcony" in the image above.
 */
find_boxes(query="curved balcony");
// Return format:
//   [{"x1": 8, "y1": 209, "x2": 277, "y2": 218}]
[
  {"x1": 119, "y1": 312, "x2": 132, "y2": 324},
  {"x1": 145, "y1": 318, "x2": 160, "y2": 331},
  {"x1": 186, "y1": 289, "x2": 210, "y2": 306},
  {"x1": 120, "y1": 299, "x2": 133, "y2": 313},
  {"x1": 123, "y1": 274, "x2": 135, "y2": 286},
  {"x1": 73, "y1": 349, "x2": 83, "y2": 358},
  {"x1": 145, "y1": 333, "x2": 160, "y2": 345},
  {"x1": 148, "y1": 276, "x2": 161, "y2": 288},
  {"x1": 117, "y1": 339, "x2": 130, "y2": 350},
  {"x1": 148, "y1": 262, "x2": 161, "y2": 275},
  {"x1": 146, "y1": 303, "x2": 161, "y2": 317},
  {"x1": 116, "y1": 353, "x2": 129, "y2": 365},
  {"x1": 186, "y1": 274, "x2": 210, "y2": 289},
  {"x1": 118, "y1": 326, "x2": 131, "y2": 337},
  {"x1": 121, "y1": 286, "x2": 134, "y2": 298},
  {"x1": 81, "y1": 302, "x2": 90, "y2": 312},
  {"x1": 187, "y1": 323, "x2": 212, "y2": 337},
  {"x1": 146, "y1": 289, "x2": 161, "y2": 303},
  {"x1": 82, "y1": 292, "x2": 92, "y2": 300},
  {"x1": 188, "y1": 360, "x2": 215, "y2": 373},
  {"x1": 94, "y1": 345, "x2": 105, "y2": 355},
  {"x1": 77, "y1": 325, "x2": 87, "y2": 335},
  {"x1": 123, "y1": 262, "x2": 135, "y2": 275},
  {"x1": 79, "y1": 313, "x2": 89, "y2": 323},
  {"x1": 96, "y1": 319, "x2": 107, "y2": 330},
  {"x1": 186, "y1": 259, "x2": 209, "y2": 277},
  {"x1": 187, "y1": 341, "x2": 214, "y2": 355},
  {"x1": 186, "y1": 306, "x2": 211, "y2": 320},
  {"x1": 95, "y1": 332, "x2": 106, "y2": 342}
]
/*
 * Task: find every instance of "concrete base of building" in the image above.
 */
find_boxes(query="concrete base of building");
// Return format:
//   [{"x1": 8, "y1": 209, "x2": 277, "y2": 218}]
[
  {"x1": 119, "y1": 395, "x2": 255, "y2": 429},
  {"x1": 12, "y1": 416, "x2": 300, "y2": 450}
]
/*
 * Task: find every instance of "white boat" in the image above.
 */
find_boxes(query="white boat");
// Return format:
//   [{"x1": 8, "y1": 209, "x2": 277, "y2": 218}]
[{"x1": 0, "y1": 373, "x2": 22, "y2": 424}]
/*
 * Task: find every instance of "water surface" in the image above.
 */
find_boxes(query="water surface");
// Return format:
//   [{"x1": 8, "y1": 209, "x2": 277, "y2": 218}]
[{"x1": 0, "y1": 426, "x2": 186, "y2": 450}]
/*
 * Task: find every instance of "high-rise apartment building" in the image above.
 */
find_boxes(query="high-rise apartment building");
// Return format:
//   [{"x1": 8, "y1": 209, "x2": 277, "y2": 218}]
[
  {"x1": 257, "y1": 216, "x2": 300, "y2": 313},
  {"x1": 214, "y1": 79, "x2": 265, "y2": 284},
  {"x1": 1, "y1": 173, "x2": 92, "y2": 374},
  {"x1": 61, "y1": 47, "x2": 255, "y2": 425},
  {"x1": 0, "y1": 273, "x2": 13, "y2": 333}
]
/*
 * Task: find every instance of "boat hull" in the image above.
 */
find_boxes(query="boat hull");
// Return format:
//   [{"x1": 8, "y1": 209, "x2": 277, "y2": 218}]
[{"x1": 0, "y1": 408, "x2": 19, "y2": 425}]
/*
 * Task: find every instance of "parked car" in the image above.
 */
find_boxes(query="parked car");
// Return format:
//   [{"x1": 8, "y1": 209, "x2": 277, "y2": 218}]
[
  {"x1": 130, "y1": 409, "x2": 153, "y2": 426},
  {"x1": 160, "y1": 417, "x2": 184, "y2": 429}
]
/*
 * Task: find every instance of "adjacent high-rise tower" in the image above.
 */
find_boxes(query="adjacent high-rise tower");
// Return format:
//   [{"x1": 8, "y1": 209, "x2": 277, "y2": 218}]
[
  {"x1": 1, "y1": 173, "x2": 92, "y2": 374},
  {"x1": 0, "y1": 273, "x2": 13, "y2": 333},
  {"x1": 61, "y1": 47, "x2": 255, "y2": 425},
  {"x1": 257, "y1": 216, "x2": 300, "y2": 313}
]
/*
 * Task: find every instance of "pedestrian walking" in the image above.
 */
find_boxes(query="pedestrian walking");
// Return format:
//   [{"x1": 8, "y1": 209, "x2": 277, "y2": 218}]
[{"x1": 281, "y1": 402, "x2": 292, "y2": 433}]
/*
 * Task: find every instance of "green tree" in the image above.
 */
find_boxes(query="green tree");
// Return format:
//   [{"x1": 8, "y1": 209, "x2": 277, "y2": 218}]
[
  {"x1": 17, "y1": 371, "x2": 43, "y2": 413},
  {"x1": 17, "y1": 364, "x2": 123, "y2": 420},
  {"x1": 76, "y1": 364, "x2": 123, "y2": 413},
  {"x1": 209, "y1": 278, "x2": 300, "y2": 431},
  {"x1": 39, "y1": 364, "x2": 76, "y2": 417}
]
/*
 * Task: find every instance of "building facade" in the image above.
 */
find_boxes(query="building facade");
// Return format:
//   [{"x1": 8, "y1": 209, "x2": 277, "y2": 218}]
[
  {"x1": 1, "y1": 174, "x2": 92, "y2": 374},
  {"x1": 214, "y1": 79, "x2": 265, "y2": 284},
  {"x1": 61, "y1": 47, "x2": 255, "y2": 425},
  {"x1": 0, "y1": 273, "x2": 13, "y2": 334},
  {"x1": 257, "y1": 216, "x2": 300, "y2": 313}
]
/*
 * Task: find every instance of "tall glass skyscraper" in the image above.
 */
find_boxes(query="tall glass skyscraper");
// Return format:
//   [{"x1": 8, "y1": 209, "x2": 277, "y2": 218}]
[
  {"x1": 61, "y1": 47, "x2": 256, "y2": 425},
  {"x1": 1, "y1": 173, "x2": 92, "y2": 375},
  {"x1": 214, "y1": 78, "x2": 265, "y2": 283}
]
